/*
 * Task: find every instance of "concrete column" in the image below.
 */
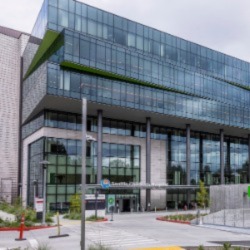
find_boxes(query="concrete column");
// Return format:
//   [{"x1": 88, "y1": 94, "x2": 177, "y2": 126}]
[
  {"x1": 186, "y1": 124, "x2": 191, "y2": 185},
  {"x1": 146, "y1": 117, "x2": 151, "y2": 211},
  {"x1": 97, "y1": 110, "x2": 103, "y2": 184},
  {"x1": 248, "y1": 135, "x2": 250, "y2": 182},
  {"x1": 220, "y1": 129, "x2": 225, "y2": 185},
  {"x1": 186, "y1": 124, "x2": 191, "y2": 206}
]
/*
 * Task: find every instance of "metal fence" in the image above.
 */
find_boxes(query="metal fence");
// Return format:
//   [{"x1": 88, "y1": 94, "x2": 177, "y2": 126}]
[{"x1": 202, "y1": 184, "x2": 250, "y2": 228}]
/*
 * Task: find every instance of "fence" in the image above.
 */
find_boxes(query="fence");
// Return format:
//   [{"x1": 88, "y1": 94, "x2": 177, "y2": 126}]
[{"x1": 202, "y1": 184, "x2": 250, "y2": 228}]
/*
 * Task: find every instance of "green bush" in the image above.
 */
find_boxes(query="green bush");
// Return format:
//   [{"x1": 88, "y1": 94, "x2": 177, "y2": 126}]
[
  {"x1": 0, "y1": 199, "x2": 54, "y2": 226},
  {"x1": 163, "y1": 213, "x2": 207, "y2": 222},
  {"x1": 198, "y1": 245, "x2": 204, "y2": 250},
  {"x1": 86, "y1": 215, "x2": 104, "y2": 221},
  {"x1": 88, "y1": 243, "x2": 112, "y2": 250},
  {"x1": 64, "y1": 212, "x2": 81, "y2": 220},
  {"x1": 223, "y1": 243, "x2": 232, "y2": 250}
]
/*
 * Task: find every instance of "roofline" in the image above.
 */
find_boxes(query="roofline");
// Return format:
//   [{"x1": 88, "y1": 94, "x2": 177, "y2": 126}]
[{"x1": 0, "y1": 25, "x2": 30, "y2": 39}]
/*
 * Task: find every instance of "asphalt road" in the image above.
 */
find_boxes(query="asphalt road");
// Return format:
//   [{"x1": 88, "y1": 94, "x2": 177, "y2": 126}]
[{"x1": 1, "y1": 211, "x2": 250, "y2": 250}]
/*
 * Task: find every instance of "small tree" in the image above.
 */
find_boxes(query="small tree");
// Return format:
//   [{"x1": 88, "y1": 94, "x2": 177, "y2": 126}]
[
  {"x1": 196, "y1": 180, "x2": 209, "y2": 209},
  {"x1": 70, "y1": 193, "x2": 81, "y2": 213}
]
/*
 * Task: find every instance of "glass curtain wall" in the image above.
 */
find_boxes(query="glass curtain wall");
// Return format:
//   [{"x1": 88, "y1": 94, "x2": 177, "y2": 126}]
[
  {"x1": 28, "y1": 137, "x2": 140, "y2": 211},
  {"x1": 27, "y1": 139, "x2": 44, "y2": 206}
]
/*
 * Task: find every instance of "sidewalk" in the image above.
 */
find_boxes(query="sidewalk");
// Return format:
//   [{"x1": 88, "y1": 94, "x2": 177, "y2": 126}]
[{"x1": 198, "y1": 224, "x2": 250, "y2": 235}]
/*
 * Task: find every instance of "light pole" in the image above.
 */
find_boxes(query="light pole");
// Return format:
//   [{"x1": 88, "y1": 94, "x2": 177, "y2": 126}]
[
  {"x1": 81, "y1": 98, "x2": 97, "y2": 250},
  {"x1": 40, "y1": 160, "x2": 50, "y2": 225},
  {"x1": 81, "y1": 98, "x2": 87, "y2": 250}
]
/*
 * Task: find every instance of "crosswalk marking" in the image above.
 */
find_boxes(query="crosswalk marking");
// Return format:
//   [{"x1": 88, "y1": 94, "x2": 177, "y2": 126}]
[
  {"x1": 86, "y1": 225, "x2": 159, "y2": 248},
  {"x1": 28, "y1": 239, "x2": 39, "y2": 248}
]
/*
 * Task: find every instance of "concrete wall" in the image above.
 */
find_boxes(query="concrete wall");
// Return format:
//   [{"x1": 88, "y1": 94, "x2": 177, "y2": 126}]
[
  {"x1": 22, "y1": 127, "x2": 167, "y2": 208},
  {"x1": 0, "y1": 32, "x2": 28, "y2": 202},
  {"x1": 210, "y1": 184, "x2": 250, "y2": 213}
]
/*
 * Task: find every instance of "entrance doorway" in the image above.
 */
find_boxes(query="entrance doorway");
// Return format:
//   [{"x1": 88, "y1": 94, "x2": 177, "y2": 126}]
[
  {"x1": 110, "y1": 194, "x2": 139, "y2": 213},
  {"x1": 122, "y1": 199, "x2": 130, "y2": 212}
]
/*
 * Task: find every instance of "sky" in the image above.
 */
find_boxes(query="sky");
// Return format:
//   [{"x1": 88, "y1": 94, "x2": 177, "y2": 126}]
[{"x1": 0, "y1": 0, "x2": 249, "y2": 62}]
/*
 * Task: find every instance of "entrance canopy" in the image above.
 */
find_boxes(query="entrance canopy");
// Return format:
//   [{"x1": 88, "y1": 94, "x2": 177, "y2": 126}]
[{"x1": 84, "y1": 183, "x2": 199, "y2": 190}]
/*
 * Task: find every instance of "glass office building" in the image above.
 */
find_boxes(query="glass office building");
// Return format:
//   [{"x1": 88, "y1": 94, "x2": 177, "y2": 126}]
[{"x1": 22, "y1": 0, "x2": 250, "y2": 211}]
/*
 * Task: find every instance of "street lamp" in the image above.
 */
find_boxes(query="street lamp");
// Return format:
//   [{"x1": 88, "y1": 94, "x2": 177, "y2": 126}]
[
  {"x1": 40, "y1": 160, "x2": 50, "y2": 226},
  {"x1": 81, "y1": 98, "x2": 87, "y2": 250},
  {"x1": 81, "y1": 98, "x2": 96, "y2": 250}
]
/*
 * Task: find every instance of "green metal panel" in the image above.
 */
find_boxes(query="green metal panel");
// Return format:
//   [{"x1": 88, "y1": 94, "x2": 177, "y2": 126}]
[{"x1": 24, "y1": 30, "x2": 61, "y2": 79}]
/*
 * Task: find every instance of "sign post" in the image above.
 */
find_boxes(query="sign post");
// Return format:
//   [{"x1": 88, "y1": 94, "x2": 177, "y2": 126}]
[{"x1": 34, "y1": 197, "x2": 43, "y2": 220}]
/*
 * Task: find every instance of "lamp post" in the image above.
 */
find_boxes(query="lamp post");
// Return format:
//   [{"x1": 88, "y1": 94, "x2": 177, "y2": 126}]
[
  {"x1": 40, "y1": 160, "x2": 50, "y2": 226},
  {"x1": 81, "y1": 98, "x2": 97, "y2": 250},
  {"x1": 81, "y1": 98, "x2": 87, "y2": 250}
]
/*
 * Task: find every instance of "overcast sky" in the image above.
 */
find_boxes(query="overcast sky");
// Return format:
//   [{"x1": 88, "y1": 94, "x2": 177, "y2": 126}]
[{"x1": 0, "y1": 0, "x2": 249, "y2": 62}]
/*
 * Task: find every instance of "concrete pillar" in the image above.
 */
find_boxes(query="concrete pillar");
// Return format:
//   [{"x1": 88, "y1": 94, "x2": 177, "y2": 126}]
[
  {"x1": 97, "y1": 110, "x2": 103, "y2": 184},
  {"x1": 248, "y1": 135, "x2": 250, "y2": 182},
  {"x1": 220, "y1": 129, "x2": 225, "y2": 185},
  {"x1": 146, "y1": 117, "x2": 151, "y2": 211},
  {"x1": 186, "y1": 124, "x2": 191, "y2": 206},
  {"x1": 186, "y1": 124, "x2": 191, "y2": 185}
]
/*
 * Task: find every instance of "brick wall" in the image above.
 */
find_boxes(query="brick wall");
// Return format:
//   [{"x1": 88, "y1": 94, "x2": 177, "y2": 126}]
[{"x1": 0, "y1": 32, "x2": 29, "y2": 202}]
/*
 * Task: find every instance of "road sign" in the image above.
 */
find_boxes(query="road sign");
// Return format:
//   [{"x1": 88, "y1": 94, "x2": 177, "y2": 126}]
[
  {"x1": 34, "y1": 198, "x2": 44, "y2": 212},
  {"x1": 100, "y1": 179, "x2": 110, "y2": 189},
  {"x1": 107, "y1": 194, "x2": 115, "y2": 213}
]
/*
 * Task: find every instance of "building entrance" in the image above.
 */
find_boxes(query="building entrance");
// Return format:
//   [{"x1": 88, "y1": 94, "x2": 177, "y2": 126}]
[{"x1": 115, "y1": 194, "x2": 138, "y2": 213}]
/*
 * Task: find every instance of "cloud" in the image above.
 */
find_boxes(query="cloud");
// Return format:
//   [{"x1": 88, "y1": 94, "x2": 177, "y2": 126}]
[{"x1": 0, "y1": 0, "x2": 249, "y2": 61}]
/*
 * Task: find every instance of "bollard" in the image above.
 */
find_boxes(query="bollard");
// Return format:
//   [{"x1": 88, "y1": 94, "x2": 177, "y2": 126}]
[
  {"x1": 155, "y1": 206, "x2": 156, "y2": 213},
  {"x1": 49, "y1": 212, "x2": 69, "y2": 238},
  {"x1": 15, "y1": 214, "x2": 26, "y2": 241}
]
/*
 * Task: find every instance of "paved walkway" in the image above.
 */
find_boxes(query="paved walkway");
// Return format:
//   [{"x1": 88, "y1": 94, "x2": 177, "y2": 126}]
[{"x1": 1, "y1": 210, "x2": 249, "y2": 250}]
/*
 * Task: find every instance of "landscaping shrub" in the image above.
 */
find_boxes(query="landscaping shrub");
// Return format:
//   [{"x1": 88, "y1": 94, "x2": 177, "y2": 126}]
[{"x1": 88, "y1": 243, "x2": 112, "y2": 250}]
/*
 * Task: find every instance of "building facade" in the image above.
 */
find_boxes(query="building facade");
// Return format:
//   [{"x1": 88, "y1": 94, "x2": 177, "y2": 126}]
[
  {"x1": 0, "y1": 26, "x2": 29, "y2": 203},
  {"x1": 19, "y1": 0, "x2": 250, "y2": 211}
]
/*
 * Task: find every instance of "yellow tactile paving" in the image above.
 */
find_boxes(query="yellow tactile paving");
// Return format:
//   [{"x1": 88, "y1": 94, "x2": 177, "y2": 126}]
[{"x1": 130, "y1": 246, "x2": 185, "y2": 250}]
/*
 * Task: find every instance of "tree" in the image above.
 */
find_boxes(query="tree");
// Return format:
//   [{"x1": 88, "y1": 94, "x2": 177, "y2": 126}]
[
  {"x1": 70, "y1": 193, "x2": 81, "y2": 213},
  {"x1": 196, "y1": 180, "x2": 209, "y2": 208}
]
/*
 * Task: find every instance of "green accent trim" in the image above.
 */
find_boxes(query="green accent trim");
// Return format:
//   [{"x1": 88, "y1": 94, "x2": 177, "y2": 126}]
[
  {"x1": 24, "y1": 30, "x2": 61, "y2": 79},
  {"x1": 248, "y1": 186, "x2": 250, "y2": 198},
  {"x1": 213, "y1": 76, "x2": 250, "y2": 92},
  {"x1": 60, "y1": 61, "x2": 192, "y2": 96}
]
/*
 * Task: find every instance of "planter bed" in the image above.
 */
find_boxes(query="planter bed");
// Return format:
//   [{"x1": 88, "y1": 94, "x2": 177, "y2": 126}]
[
  {"x1": 0, "y1": 225, "x2": 56, "y2": 231},
  {"x1": 156, "y1": 217, "x2": 190, "y2": 225}
]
